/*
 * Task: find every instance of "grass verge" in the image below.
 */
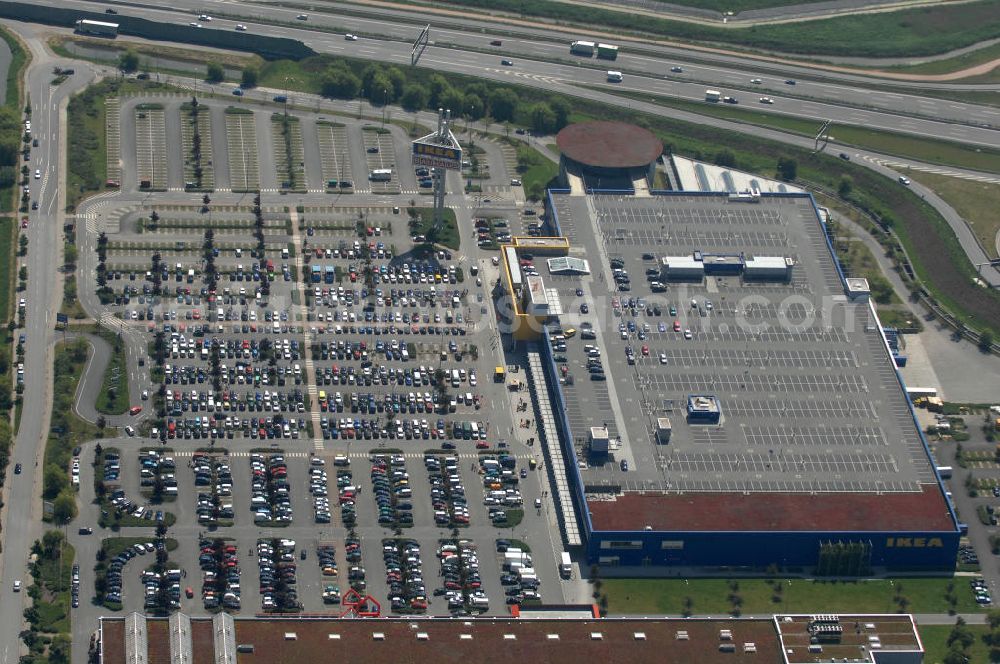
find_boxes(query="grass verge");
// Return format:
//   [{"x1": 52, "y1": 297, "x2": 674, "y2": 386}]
[
  {"x1": 900, "y1": 170, "x2": 1000, "y2": 259},
  {"x1": 514, "y1": 142, "x2": 559, "y2": 201},
  {"x1": 94, "y1": 328, "x2": 129, "y2": 416},
  {"x1": 22, "y1": 531, "x2": 73, "y2": 662},
  {"x1": 603, "y1": 577, "x2": 983, "y2": 616},
  {"x1": 43, "y1": 339, "x2": 104, "y2": 522},
  {"x1": 407, "y1": 207, "x2": 460, "y2": 250}
]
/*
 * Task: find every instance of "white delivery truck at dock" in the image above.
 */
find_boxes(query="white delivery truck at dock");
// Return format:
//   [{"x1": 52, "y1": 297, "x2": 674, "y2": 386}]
[{"x1": 559, "y1": 551, "x2": 572, "y2": 579}]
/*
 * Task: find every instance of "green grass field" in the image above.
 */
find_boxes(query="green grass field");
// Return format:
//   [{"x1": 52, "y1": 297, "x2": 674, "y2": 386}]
[
  {"x1": 920, "y1": 623, "x2": 992, "y2": 664},
  {"x1": 407, "y1": 207, "x2": 460, "y2": 250},
  {"x1": 644, "y1": 0, "x2": 829, "y2": 12},
  {"x1": 886, "y1": 41, "x2": 1000, "y2": 80},
  {"x1": 603, "y1": 577, "x2": 984, "y2": 615},
  {"x1": 900, "y1": 170, "x2": 1000, "y2": 259},
  {"x1": 94, "y1": 328, "x2": 129, "y2": 415},
  {"x1": 426, "y1": 0, "x2": 1000, "y2": 58}
]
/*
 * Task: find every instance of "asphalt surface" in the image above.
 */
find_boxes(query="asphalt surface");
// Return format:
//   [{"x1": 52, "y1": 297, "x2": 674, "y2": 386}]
[{"x1": 0, "y1": 22, "x2": 98, "y2": 664}]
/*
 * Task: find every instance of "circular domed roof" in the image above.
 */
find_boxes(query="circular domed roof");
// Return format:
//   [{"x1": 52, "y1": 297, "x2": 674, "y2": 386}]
[{"x1": 556, "y1": 121, "x2": 663, "y2": 169}]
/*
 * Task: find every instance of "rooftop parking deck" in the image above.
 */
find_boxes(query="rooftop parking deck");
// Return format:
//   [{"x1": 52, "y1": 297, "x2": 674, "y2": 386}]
[{"x1": 545, "y1": 192, "x2": 951, "y2": 534}]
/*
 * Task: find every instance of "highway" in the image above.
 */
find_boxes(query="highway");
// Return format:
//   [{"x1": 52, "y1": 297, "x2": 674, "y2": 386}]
[{"x1": 26, "y1": 0, "x2": 1000, "y2": 140}]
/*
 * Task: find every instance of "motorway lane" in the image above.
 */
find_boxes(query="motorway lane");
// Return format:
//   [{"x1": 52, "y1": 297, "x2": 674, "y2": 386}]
[
  {"x1": 38, "y1": 0, "x2": 1000, "y2": 139},
  {"x1": 0, "y1": 23, "x2": 99, "y2": 663}
]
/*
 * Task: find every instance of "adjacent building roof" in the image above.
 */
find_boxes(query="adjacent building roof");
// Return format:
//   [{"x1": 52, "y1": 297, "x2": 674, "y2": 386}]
[{"x1": 556, "y1": 121, "x2": 663, "y2": 169}]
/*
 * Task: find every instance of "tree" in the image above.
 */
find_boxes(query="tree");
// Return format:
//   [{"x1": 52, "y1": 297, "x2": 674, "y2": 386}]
[
  {"x1": 320, "y1": 69, "x2": 360, "y2": 99},
  {"x1": 439, "y1": 88, "x2": 466, "y2": 116},
  {"x1": 530, "y1": 102, "x2": 557, "y2": 135},
  {"x1": 550, "y1": 97, "x2": 572, "y2": 130},
  {"x1": 464, "y1": 93, "x2": 485, "y2": 120},
  {"x1": 43, "y1": 464, "x2": 68, "y2": 499},
  {"x1": 52, "y1": 489, "x2": 78, "y2": 523},
  {"x1": 713, "y1": 149, "x2": 737, "y2": 168},
  {"x1": 776, "y1": 157, "x2": 797, "y2": 182},
  {"x1": 948, "y1": 617, "x2": 975, "y2": 650},
  {"x1": 488, "y1": 88, "x2": 519, "y2": 123},
  {"x1": 979, "y1": 330, "x2": 995, "y2": 353},
  {"x1": 118, "y1": 50, "x2": 139, "y2": 74},
  {"x1": 987, "y1": 608, "x2": 1000, "y2": 630},
  {"x1": 942, "y1": 646, "x2": 968, "y2": 664},
  {"x1": 400, "y1": 84, "x2": 429, "y2": 112},
  {"x1": 206, "y1": 62, "x2": 224, "y2": 83},
  {"x1": 838, "y1": 174, "x2": 854, "y2": 198},
  {"x1": 240, "y1": 67, "x2": 259, "y2": 89}
]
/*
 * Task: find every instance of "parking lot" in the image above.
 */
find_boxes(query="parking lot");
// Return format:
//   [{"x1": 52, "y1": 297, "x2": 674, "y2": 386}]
[
  {"x1": 224, "y1": 108, "x2": 260, "y2": 192},
  {"x1": 134, "y1": 104, "x2": 168, "y2": 190},
  {"x1": 72, "y1": 94, "x2": 568, "y2": 620}
]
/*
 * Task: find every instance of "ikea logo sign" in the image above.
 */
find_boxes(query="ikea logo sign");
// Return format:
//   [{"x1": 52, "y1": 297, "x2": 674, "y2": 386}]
[{"x1": 885, "y1": 537, "x2": 943, "y2": 548}]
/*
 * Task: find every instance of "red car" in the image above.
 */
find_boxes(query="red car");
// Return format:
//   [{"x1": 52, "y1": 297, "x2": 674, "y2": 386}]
[
  {"x1": 129, "y1": 406, "x2": 143, "y2": 416},
  {"x1": 185, "y1": 587, "x2": 194, "y2": 598},
  {"x1": 20, "y1": 217, "x2": 28, "y2": 229},
  {"x1": 641, "y1": 345, "x2": 649, "y2": 356},
  {"x1": 476, "y1": 441, "x2": 489, "y2": 449},
  {"x1": 673, "y1": 320, "x2": 681, "y2": 332}
]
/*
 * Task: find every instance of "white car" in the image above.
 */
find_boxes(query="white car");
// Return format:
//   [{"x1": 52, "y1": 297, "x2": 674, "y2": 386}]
[
  {"x1": 750, "y1": 78, "x2": 762, "y2": 84},
  {"x1": 13, "y1": 580, "x2": 21, "y2": 592},
  {"x1": 684, "y1": 329, "x2": 693, "y2": 340},
  {"x1": 345, "y1": 33, "x2": 358, "y2": 40},
  {"x1": 189, "y1": 22, "x2": 202, "y2": 28},
  {"x1": 898, "y1": 176, "x2": 911, "y2": 185},
  {"x1": 759, "y1": 97, "x2": 774, "y2": 104},
  {"x1": 34, "y1": 169, "x2": 40, "y2": 179},
  {"x1": 199, "y1": 14, "x2": 212, "y2": 21},
  {"x1": 235, "y1": 24, "x2": 247, "y2": 31}
]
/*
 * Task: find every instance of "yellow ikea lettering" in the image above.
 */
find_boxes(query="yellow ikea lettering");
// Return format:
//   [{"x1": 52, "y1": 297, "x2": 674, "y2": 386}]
[{"x1": 885, "y1": 537, "x2": 943, "y2": 548}]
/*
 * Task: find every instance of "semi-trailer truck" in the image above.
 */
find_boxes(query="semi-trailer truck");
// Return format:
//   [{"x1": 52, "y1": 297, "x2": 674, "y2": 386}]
[
  {"x1": 570, "y1": 40, "x2": 595, "y2": 56},
  {"x1": 76, "y1": 19, "x2": 119, "y2": 37},
  {"x1": 596, "y1": 43, "x2": 619, "y2": 60}
]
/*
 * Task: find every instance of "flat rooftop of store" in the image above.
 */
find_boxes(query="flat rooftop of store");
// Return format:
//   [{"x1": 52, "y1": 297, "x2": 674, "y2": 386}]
[
  {"x1": 100, "y1": 615, "x2": 783, "y2": 664},
  {"x1": 547, "y1": 192, "x2": 951, "y2": 533}
]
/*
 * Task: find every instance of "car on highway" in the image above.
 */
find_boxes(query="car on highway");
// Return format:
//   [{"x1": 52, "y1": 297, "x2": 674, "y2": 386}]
[
  {"x1": 34, "y1": 168, "x2": 40, "y2": 179},
  {"x1": 750, "y1": 78, "x2": 762, "y2": 84},
  {"x1": 759, "y1": 97, "x2": 774, "y2": 104},
  {"x1": 105, "y1": 8, "x2": 117, "y2": 13},
  {"x1": 898, "y1": 176, "x2": 911, "y2": 185},
  {"x1": 670, "y1": 66, "x2": 683, "y2": 73},
  {"x1": 14, "y1": 463, "x2": 21, "y2": 474},
  {"x1": 785, "y1": 79, "x2": 796, "y2": 85},
  {"x1": 235, "y1": 24, "x2": 247, "y2": 31},
  {"x1": 232, "y1": 89, "x2": 243, "y2": 96},
  {"x1": 839, "y1": 152, "x2": 850, "y2": 161},
  {"x1": 296, "y1": 14, "x2": 308, "y2": 19},
  {"x1": 31, "y1": 200, "x2": 37, "y2": 210},
  {"x1": 345, "y1": 34, "x2": 358, "y2": 40},
  {"x1": 13, "y1": 580, "x2": 21, "y2": 592},
  {"x1": 189, "y1": 22, "x2": 202, "y2": 28},
  {"x1": 490, "y1": 39, "x2": 502, "y2": 46},
  {"x1": 199, "y1": 14, "x2": 212, "y2": 21},
  {"x1": 501, "y1": 59, "x2": 513, "y2": 66},
  {"x1": 723, "y1": 96, "x2": 738, "y2": 104}
]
